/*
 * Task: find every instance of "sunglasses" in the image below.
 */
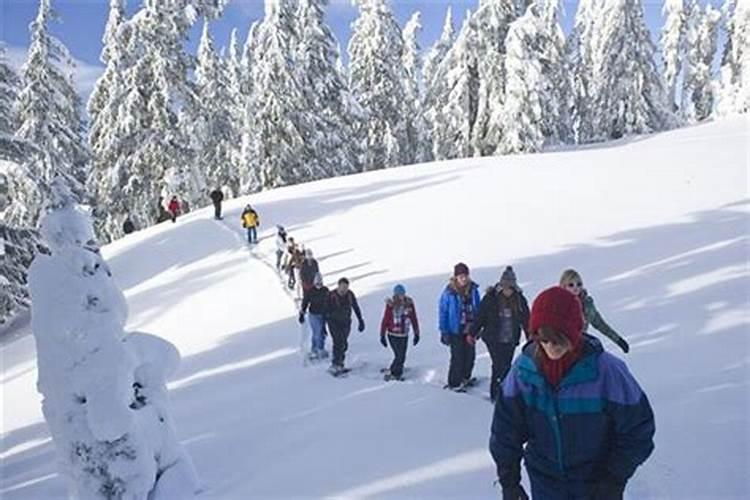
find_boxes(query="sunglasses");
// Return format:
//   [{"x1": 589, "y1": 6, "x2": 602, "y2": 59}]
[{"x1": 566, "y1": 282, "x2": 583, "y2": 288}]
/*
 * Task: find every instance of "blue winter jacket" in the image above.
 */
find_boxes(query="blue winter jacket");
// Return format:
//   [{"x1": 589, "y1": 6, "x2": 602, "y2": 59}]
[
  {"x1": 489, "y1": 335, "x2": 655, "y2": 497},
  {"x1": 438, "y1": 280, "x2": 481, "y2": 336}
]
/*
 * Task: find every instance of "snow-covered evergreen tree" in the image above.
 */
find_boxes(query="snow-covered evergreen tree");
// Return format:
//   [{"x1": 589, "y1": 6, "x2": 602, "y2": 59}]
[
  {"x1": 470, "y1": 0, "x2": 519, "y2": 156},
  {"x1": 501, "y1": 0, "x2": 572, "y2": 154},
  {"x1": 579, "y1": 0, "x2": 673, "y2": 141},
  {"x1": 251, "y1": 0, "x2": 316, "y2": 188},
  {"x1": 29, "y1": 178, "x2": 199, "y2": 500},
  {"x1": 348, "y1": 0, "x2": 409, "y2": 170},
  {"x1": 89, "y1": 0, "x2": 224, "y2": 240},
  {"x1": 0, "y1": 43, "x2": 20, "y2": 136},
  {"x1": 194, "y1": 21, "x2": 240, "y2": 195},
  {"x1": 401, "y1": 11, "x2": 431, "y2": 163},
  {"x1": 716, "y1": 0, "x2": 750, "y2": 115},
  {"x1": 422, "y1": 7, "x2": 454, "y2": 92},
  {"x1": 15, "y1": 0, "x2": 89, "y2": 216},
  {"x1": 239, "y1": 21, "x2": 261, "y2": 193},
  {"x1": 661, "y1": 0, "x2": 687, "y2": 112},
  {"x1": 682, "y1": 2, "x2": 721, "y2": 122},
  {"x1": 567, "y1": 0, "x2": 602, "y2": 142},
  {"x1": 295, "y1": 0, "x2": 361, "y2": 177},
  {"x1": 423, "y1": 12, "x2": 480, "y2": 160}
]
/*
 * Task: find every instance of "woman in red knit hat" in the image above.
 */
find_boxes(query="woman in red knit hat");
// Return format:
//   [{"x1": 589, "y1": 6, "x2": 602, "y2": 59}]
[{"x1": 489, "y1": 287, "x2": 655, "y2": 500}]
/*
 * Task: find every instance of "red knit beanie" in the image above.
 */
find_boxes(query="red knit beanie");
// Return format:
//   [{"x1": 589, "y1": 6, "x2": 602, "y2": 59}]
[{"x1": 529, "y1": 287, "x2": 584, "y2": 347}]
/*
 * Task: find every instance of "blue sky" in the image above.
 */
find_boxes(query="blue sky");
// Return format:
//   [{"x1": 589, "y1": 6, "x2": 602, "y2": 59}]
[{"x1": 0, "y1": 0, "x2": 722, "y2": 98}]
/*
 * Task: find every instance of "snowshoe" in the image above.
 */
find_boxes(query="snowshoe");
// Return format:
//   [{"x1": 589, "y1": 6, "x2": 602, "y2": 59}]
[
  {"x1": 443, "y1": 383, "x2": 467, "y2": 393},
  {"x1": 384, "y1": 373, "x2": 404, "y2": 382},
  {"x1": 463, "y1": 377, "x2": 478, "y2": 388}
]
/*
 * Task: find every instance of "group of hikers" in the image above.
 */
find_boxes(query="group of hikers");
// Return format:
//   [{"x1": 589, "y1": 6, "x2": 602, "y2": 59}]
[
  {"x1": 125, "y1": 193, "x2": 655, "y2": 499},
  {"x1": 270, "y1": 234, "x2": 654, "y2": 499},
  {"x1": 122, "y1": 187, "x2": 229, "y2": 236}
]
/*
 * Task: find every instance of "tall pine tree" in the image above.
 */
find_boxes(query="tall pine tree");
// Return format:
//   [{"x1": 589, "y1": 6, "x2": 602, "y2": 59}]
[
  {"x1": 15, "y1": 0, "x2": 89, "y2": 218},
  {"x1": 501, "y1": 0, "x2": 571, "y2": 154},
  {"x1": 195, "y1": 21, "x2": 240, "y2": 195},
  {"x1": 661, "y1": 0, "x2": 687, "y2": 112},
  {"x1": 577, "y1": 0, "x2": 673, "y2": 141},
  {"x1": 295, "y1": 0, "x2": 360, "y2": 177},
  {"x1": 682, "y1": 1, "x2": 721, "y2": 122},
  {"x1": 251, "y1": 0, "x2": 315, "y2": 188},
  {"x1": 348, "y1": 0, "x2": 409, "y2": 170},
  {"x1": 716, "y1": 0, "x2": 750, "y2": 115},
  {"x1": 402, "y1": 11, "x2": 431, "y2": 163}
]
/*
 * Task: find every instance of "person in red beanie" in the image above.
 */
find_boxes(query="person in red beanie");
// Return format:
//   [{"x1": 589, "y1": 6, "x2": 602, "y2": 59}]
[{"x1": 490, "y1": 287, "x2": 655, "y2": 500}]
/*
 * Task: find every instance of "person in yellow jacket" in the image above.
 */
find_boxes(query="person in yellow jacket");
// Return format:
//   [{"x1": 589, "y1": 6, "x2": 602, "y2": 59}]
[{"x1": 241, "y1": 204, "x2": 260, "y2": 244}]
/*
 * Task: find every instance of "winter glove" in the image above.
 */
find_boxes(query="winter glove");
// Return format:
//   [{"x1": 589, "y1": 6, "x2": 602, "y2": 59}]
[
  {"x1": 466, "y1": 335, "x2": 477, "y2": 346},
  {"x1": 380, "y1": 335, "x2": 388, "y2": 348},
  {"x1": 358, "y1": 320, "x2": 365, "y2": 333},
  {"x1": 589, "y1": 475, "x2": 626, "y2": 500},
  {"x1": 298, "y1": 312, "x2": 305, "y2": 324},
  {"x1": 413, "y1": 335, "x2": 420, "y2": 346},
  {"x1": 616, "y1": 337, "x2": 630, "y2": 354},
  {"x1": 501, "y1": 485, "x2": 529, "y2": 500},
  {"x1": 440, "y1": 334, "x2": 451, "y2": 346}
]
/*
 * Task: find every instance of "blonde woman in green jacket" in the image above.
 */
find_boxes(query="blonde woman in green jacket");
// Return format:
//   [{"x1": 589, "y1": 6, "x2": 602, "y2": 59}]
[{"x1": 560, "y1": 269, "x2": 630, "y2": 353}]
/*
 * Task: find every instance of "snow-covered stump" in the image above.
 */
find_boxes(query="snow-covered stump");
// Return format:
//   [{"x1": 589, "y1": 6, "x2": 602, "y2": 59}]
[{"x1": 28, "y1": 181, "x2": 199, "y2": 500}]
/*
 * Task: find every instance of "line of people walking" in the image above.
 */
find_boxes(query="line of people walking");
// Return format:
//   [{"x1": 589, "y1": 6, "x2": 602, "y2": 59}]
[{"x1": 246, "y1": 212, "x2": 652, "y2": 499}]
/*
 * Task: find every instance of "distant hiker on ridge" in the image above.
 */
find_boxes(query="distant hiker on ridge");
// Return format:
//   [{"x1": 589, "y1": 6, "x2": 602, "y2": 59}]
[
  {"x1": 241, "y1": 204, "x2": 260, "y2": 244},
  {"x1": 210, "y1": 187, "x2": 224, "y2": 220},
  {"x1": 167, "y1": 196, "x2": 181, "y2": 223},
  {"x1": 560, "y1": 269, "x2": 630, "y2": 353},
  {"x1": 122, "y1": 215, "x2": 136, "y2": 235}
]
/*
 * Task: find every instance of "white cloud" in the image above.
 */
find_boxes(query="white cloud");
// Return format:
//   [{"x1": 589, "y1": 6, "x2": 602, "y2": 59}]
[{"x1": 4, "y1": 45, "x2": 104, "y2": 100}]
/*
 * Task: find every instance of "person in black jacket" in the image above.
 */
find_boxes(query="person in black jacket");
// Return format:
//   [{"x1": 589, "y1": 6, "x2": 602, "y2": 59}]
[
  {"x1": 122, "y1": 215, "x2": 136, "y2": 235},
  {"x1": 210, "y1": 188, "x2": 224, "y2": 220},
  {"x1": 299, "y1": 249, "x2": 319, "y2": 294},
  {"x1": 472, "y1": 266, "x2": 530, "y2": 401},
  {"x1": 299, "y1": 272, "x2": 330, "y2": 360},
  {"x1": 326, "y1": 277, "x2": 365, "y2": 374}
]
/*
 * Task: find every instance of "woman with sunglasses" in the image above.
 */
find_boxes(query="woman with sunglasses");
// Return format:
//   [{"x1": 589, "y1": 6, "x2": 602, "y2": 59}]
[
  {"x1": 560, "y1": 269, "x2": 630, "y2": 353},
  {"x1": 490, "y1": 287, "x2": 654, "y2": 500}
]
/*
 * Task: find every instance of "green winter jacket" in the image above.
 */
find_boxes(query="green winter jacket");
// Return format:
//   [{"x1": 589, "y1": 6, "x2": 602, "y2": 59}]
[{"x1": 580, "y1": 290, "x2": 629, "y2": 353}]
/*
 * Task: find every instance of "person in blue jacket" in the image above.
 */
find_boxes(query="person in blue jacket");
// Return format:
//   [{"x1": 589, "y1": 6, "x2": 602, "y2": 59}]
[
  {"x1": 490, "y1": 287, "x2": 655, "y2": 500},
  {"x1": 439, "y1": 262, "x2": 481, "y2": 391}
]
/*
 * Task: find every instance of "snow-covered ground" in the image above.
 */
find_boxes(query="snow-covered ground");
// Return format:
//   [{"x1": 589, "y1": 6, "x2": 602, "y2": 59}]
[{"x1": 2, "y1": 116, "x2": 749, "y2": 499}]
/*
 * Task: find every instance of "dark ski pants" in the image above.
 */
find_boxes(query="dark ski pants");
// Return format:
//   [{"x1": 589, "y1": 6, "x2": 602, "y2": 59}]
[
  {"x1": 387, "y1": 334, "x2": 408, "y2": 377},
  {"x1": 328, "y1": 320, "x2": 351, "y2": 367},
  {"x1": 247, "y1": 226, "x2": 257, "y2": 243},
  {"x1": 482, "y1": 336, "x2": 516, "y2": 400},
  {"x1": 448, "y1": 334, "x2": 475, "y2": 388},
  {"x1": 529, "y1": 470, "x2": 623, "y2": 500},
  {"x1": 213, "y1": 201, "x2": 222, "y2": 219}
]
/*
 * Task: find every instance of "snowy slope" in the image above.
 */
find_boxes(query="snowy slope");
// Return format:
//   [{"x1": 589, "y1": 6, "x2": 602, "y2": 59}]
[{"x1": 2, "y1": 117, "x2": 749, "y2": 499}]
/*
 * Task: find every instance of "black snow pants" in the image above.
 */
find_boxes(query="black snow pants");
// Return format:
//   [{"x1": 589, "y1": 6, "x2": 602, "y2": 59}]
[
  {"x1": 213, "y1": 201, "x2": 222, "y2": 219},
  {"x1": 448, "y1": 334, "x2": 475, "y2": 388},
  {"x1": 328, "y1": 320, "x2": 351, "y2": 367},
  {"x1": 387, "y1": 334, "x2": 408, "y2": 377},
  {"x1": 482, "y1": 335, "x2": 516, "y2": 401}
]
